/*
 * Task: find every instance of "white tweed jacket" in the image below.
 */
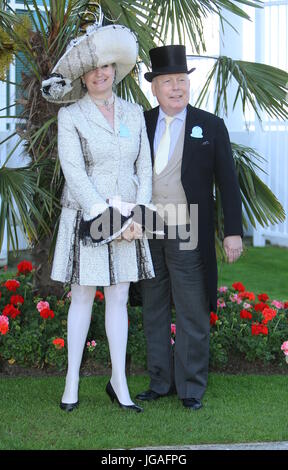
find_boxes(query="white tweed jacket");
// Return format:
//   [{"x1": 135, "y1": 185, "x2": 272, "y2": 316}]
[{"x1": 57, "y1": 93, "x2": 152, "y2": 220}]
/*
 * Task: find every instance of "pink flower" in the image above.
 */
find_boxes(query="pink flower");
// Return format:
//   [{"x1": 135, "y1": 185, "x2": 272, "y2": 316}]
[
  {"x1": 171, "y1": 338, "x2": 175, "y2": 345},
  {"x1": 171, "y1": 323, "x2": 176, "y2": 335},
  {"x1": 243, "y1": 302, "x2": 252, "y2": 310},
  {"x1": 218, "y1": 286, "x2": 228, "y2": 293},
  {"x1": 0, "y1": 315, "x2": 9, "y2": 335},
  {"x1": 86, "y1": 340, "x2": 97, "y2": 352},
  {"x1": 280, "y1": 341, "x2": 288, "y2": 356},
  {"x1": 36, "y1": 301, "x2": 50, "y2": 312},
  {"x1": 271, "y1": 300, "x2": 284, "y2": 309},
  {"x1": 66, "y1": 291, "x2": 72, "y2": 299},
  {"x1": 217, "y1": 299, "x2": 226, "y2": 308},
  {"x1": 230, "y1": 293, "x2": 242, "y2": 304}
]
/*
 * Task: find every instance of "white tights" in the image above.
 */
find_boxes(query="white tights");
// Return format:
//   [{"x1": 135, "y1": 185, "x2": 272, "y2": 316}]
[{"x1": 61, "y1": 282, "x2": 134, "y2": 406}]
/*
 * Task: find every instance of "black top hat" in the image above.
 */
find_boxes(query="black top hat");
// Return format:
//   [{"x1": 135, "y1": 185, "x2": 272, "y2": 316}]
[{"x1": 144, "y1": 45, "x2": 195, "y2": 82}]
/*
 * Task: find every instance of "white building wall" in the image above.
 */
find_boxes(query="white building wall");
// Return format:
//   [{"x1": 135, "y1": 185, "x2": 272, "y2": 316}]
[{"x1": 220, "y1": 2, "x2": 288, "y2": 247}]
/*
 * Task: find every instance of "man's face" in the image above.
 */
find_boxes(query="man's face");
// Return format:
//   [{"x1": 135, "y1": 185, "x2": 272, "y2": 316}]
[{"x1": 151, "y1": 73, "x2": 190, "y2": 116}]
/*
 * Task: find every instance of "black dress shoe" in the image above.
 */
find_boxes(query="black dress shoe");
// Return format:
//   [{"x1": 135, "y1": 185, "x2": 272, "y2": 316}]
[
  {"x1": 60, "y1": 401, "x2": 79, "y2": 412},
  {"x1": 136, "y1": 389, "x2": 168, "y2": 401},
  {"x1": 106, "y1": 381, "x2": 143, "y2": 413},
  {"x1": 182, "y1": 398, "x2": 203, "y2": 410}
]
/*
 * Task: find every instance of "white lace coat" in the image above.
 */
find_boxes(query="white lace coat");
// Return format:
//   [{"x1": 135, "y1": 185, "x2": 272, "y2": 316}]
[{"x1": 51, "y1": 93, "x2": 155, "y2": 286}]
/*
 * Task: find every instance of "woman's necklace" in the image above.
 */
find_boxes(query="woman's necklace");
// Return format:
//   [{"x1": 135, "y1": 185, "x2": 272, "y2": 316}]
[{"x1": 92, "y1": 95, "x2": 114, "y2": 112}]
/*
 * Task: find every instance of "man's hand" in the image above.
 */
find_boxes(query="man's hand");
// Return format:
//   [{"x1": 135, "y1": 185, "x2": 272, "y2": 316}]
[{"x1": 223, "y1": 235, "x2": 243, "y2": 263}]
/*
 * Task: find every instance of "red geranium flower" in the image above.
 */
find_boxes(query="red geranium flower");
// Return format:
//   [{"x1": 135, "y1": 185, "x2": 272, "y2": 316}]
[
  {"x1": 10, "y1": 295, "x2": 24, "y2": 306},
  {"x1": 52, "y1": 338, "x2": 64, "y2": 349},
  {"x1": 39, "y1": 308, "x2": 55, "y2": 319},
  {"x1": 238, "y1": 291, "x2": 256, "y2": 302},
  {"x1": 3, "y1": 304, "x2": 21, "y2": 319},
  {"x1": 254, "y1": 302, "x2": 270, "y2": 312},
  {"x1": 251, "y1": 322, "x2": 268, "y2": 335},
  {"x1": 17, "y1": 260, "x2": 33, "y2": 275},
  {"x1": 210, "y1": 312, "x2": 218, "y2": 326},
  {"x1": 284, "y1": 302, "x2": 288, "y2": 309},
  {"x1": 258, "y1": 293, "x2": 269, "y2": 302},
  {"x1": 240, "y1": 309, "x2": 253, "y2": 320},
  {"x1": 4, "y1": 280, "x2": 20, "y2": 292},
  {"x1": 262, "y1": 307, "x2": 277, "y2": 325},
  {"x1": 95, "y1": 290, "x2": 104, "y2": 302},
  {"x1": 232, "y1": 282, "x2": 246, "y2": 292}
]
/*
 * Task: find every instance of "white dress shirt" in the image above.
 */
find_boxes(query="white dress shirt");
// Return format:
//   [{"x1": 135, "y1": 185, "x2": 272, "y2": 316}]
[{"x1": 153, "y1": 107, "x2": 187, "y2": 161}]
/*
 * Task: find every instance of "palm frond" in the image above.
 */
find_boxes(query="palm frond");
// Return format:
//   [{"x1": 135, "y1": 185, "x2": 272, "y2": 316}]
[
  {"x1": 232, "y1": 143, "x2": 286, "y2": 227},
  {"x1": 0, "y1": 165, "x2": 53, "y2": 251},
  {"x1": 196, "y1": 56, "x2": 288, "y2": 121},
  {"x1": 210, "y1": 0, "x2": 263, "y2": 20},
  {"x1": 215, "y1": 141, "x2": 285, "y2": 259}
]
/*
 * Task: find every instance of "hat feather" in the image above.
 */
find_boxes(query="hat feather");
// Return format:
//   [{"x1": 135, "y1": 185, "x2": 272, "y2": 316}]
[{"x1": 41, "y1": 74, "x2": 72, "y2": 102}]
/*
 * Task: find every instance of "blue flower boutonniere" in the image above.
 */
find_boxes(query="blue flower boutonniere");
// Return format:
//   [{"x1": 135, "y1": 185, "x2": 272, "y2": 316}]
[{"x1": 190, "y1": 126, "x2": 203, "y2": 138}]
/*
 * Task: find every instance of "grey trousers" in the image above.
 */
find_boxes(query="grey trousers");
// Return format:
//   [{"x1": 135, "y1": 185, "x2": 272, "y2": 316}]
[{"x1": 141, "y1": 231, "x2": 210, "y2": 400}]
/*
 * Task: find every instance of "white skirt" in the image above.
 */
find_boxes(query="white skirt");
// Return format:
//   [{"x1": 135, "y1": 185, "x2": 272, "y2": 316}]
[{"x1": 51, "y1": 207, "x2": 155, "y2": 286}]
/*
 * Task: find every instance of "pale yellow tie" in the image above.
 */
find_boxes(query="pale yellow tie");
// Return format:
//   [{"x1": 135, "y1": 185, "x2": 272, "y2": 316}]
[{"x1": 154, "y1": 115, "x2": 174, "y2": 175}]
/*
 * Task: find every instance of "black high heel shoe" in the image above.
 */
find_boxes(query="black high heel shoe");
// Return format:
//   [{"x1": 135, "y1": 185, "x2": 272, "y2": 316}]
[
  {"x1": 105, "y1": 381, "x2": 143, "y2": 413},
  {"x1": 60, "y1": 401, "x2": 79, "y2": 412}
]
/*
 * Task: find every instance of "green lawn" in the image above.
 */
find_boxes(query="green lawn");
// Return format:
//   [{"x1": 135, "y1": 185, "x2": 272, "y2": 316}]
[
  {"x1": 0, "y1": 374, "x2": 288, "y2": 450},
  {"x1": 218, "y1": 245, "x2": 288, "y2": 301}
]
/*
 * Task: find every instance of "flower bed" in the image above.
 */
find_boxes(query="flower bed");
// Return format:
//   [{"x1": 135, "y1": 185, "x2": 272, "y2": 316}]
[
  {"x1": 0, "y1": 263, "x2": 287, "y2": 374},
  {"x1": 210, "y1": 282, "x2": 288, "y2": 369}
]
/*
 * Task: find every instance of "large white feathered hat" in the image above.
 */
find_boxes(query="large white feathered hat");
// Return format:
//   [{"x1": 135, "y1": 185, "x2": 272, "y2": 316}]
[{"x1": 41, "y1": 8, "x2": 138, "y2": 103}]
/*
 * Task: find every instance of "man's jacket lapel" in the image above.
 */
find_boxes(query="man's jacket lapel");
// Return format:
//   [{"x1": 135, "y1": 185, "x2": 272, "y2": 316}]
[{"x1": 181, "y1": 104, "x2": 207, "y2": 178}]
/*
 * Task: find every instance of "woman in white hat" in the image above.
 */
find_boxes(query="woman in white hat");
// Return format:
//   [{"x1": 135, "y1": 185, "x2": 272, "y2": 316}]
[{"x1": 42, "y1": 18, "x2": 155, "y2": 413}]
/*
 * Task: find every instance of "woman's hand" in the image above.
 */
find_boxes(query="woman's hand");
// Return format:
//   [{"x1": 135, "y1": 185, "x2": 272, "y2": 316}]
[
  {"x1": 130, "y1": 222, "x2": 143, "y2": 239},
  {"x1": 121, "y1": 222, "x2": 143, "y2": 242}
]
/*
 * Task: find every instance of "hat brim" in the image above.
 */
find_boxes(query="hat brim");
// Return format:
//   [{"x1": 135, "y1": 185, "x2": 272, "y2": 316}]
[
  {"x1": 144, "y1": 67, "x2": 195, "y2": 83},
  {"x1": 42, "y1": 25, "x2": 138, "y2": 103}
]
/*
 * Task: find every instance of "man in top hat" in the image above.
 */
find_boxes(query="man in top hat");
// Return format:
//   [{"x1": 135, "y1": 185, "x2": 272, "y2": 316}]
[{"x1": 136, "y1": 45, "x2": 243, "y2": 410}]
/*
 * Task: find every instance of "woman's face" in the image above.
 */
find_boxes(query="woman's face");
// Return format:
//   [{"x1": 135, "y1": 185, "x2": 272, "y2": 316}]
[{"x1": 82, "y1": 64, "x2": 115, "y2": 97}]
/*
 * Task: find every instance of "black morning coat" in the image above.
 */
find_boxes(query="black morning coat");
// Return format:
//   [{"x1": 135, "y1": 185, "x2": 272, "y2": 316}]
[{"x1": 142, "y1": 104, "x2": 243, "y2": 312}]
